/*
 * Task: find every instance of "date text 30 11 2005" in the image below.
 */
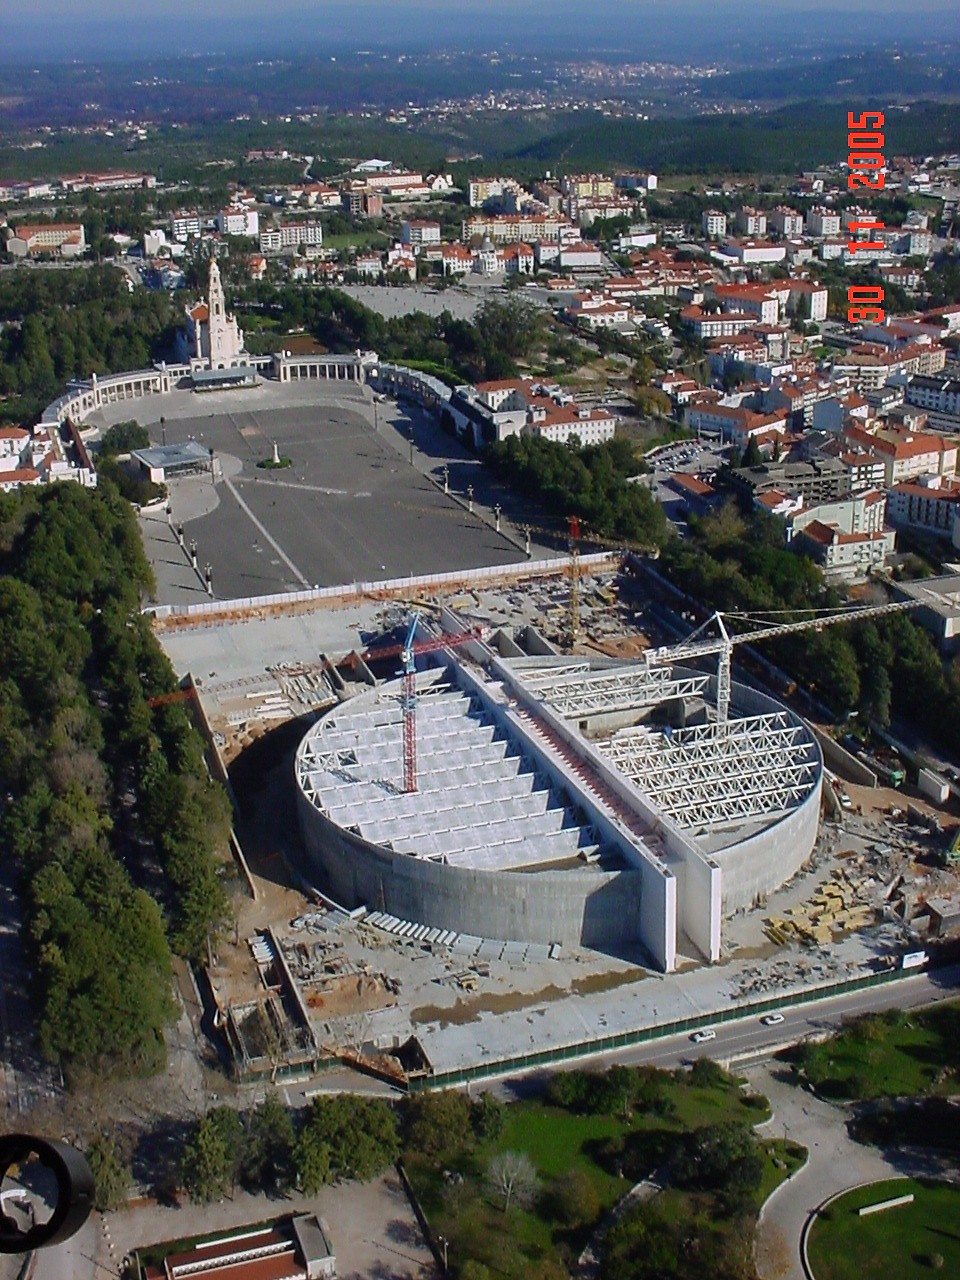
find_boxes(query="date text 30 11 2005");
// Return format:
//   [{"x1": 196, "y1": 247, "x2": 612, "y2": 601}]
[{"x1": 846, "y1": 110, "x2": 886, "y2": 324}]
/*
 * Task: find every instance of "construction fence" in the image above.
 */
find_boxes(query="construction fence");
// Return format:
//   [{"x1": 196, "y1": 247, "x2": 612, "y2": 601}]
[
  {"x1": 406, "y1": 962, "x2": 921, "y2": 1092},
  {"x1": 146, "y1": 552, "x2": 619, "y2": 624}
]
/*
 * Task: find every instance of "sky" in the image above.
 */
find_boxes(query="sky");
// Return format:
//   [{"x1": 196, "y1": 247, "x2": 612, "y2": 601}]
[{"x1": 4, "y1": 1, "x2": 958, "y2": 62}]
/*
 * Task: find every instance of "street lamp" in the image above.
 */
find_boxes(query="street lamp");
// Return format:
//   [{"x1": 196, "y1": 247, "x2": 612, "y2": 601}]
[{"x1": 438, "y1": 1234, "x2": 449, "y2": 1273}]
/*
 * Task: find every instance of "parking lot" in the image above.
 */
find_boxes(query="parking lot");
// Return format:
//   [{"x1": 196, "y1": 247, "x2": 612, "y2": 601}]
[{"x1": 644, "y1": 437, "x2": 731, "y2": 527}]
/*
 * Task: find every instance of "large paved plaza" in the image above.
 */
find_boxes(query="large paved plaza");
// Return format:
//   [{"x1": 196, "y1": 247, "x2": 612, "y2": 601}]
[{"x1": 90, "y1": 382, "x2": 526, "y2": 604}]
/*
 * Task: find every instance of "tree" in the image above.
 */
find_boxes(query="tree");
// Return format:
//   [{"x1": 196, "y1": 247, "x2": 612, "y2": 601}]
[
  {"x1": 601, "y1": 1203, "x2": 679, "y2": 1280},
  {"x1": 670, "y1": 1123, "x2": 763, "y2": 1199},
  {"x1": 403, "y1": 1089, "x2": 472, "y2": 1160},
  {"x1": 543, "y1": 1168, "x2": 601, "y2": 1229},
  {"x1": 741, "y1": 437, "x2": 763, "y2": 469},
  {"x1": 86, "y1": 1134, "x2": 130, "y2": 1211},
  {"x1": 300, "y1": 1095, "x2": 399, "y2": 1182},
  {"x1": 294, "y1": 1126, "x2": 332, "y2": 1193},
  {"x1": 242, "y1": 1095, "x2": 295, "y2": 1190},
  {"x1": 486, "y1": 1150, "x2": 538, "y2": 1212},
  {"x1": 471, "y1": 1092, "x2": 505, "y2": 1142},
  {"x1": 181, "y1": 1113, "x2": 233, "y2": 1203}
]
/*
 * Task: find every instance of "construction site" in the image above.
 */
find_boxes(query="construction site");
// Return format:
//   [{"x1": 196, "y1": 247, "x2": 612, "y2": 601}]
[{"x1": 152, "y1": 553, "x2": 960, "y2": 1087}]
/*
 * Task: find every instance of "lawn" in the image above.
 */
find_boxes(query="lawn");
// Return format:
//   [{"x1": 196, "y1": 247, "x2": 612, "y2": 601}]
[
  {"x1": 322, "y1": 230, "x2": 390, "y2": 252},
  {"x1": 807, "y1": 1179, "x2": 960, "y2": 1280},
  {"x1": 405, "y1": 1065, "x2": 788, "y2": 1279},
  {"x1": 793, "y1": 1003, "x2": 960, "y2": 1101}
]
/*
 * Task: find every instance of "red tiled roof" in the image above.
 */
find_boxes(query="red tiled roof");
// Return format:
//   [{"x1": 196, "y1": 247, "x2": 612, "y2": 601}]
[
  {"x1": 0, "y1": 467, "x2": 40, "y2": 486},
  {"x1": 671, "y1": 472, "x2": 715, "y2": 496}
]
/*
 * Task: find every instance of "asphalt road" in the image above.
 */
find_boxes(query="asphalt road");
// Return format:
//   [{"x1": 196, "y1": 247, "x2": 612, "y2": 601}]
[{"x1": 488, "y1": 964, "x2": 960, "y2": 1095}]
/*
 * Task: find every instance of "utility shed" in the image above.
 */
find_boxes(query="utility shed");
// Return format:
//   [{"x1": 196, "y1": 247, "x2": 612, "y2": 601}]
[{"x1": 291, "y1": 1215, "x2": 336, "y2": 1280}]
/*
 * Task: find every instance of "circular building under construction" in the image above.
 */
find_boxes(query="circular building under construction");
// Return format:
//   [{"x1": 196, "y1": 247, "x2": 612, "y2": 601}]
[{"x1": 294, "y1": 619, "x2": 823, "y2": 971}]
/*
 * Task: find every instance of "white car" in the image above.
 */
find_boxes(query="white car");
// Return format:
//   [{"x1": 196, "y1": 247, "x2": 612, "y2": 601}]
[
  {"x1": 761, "y1": 1013, "x2": 785, "y2": 1027},
  {"x1": 690, "y1": 1029, "x2": 717, "y2": 1044}
]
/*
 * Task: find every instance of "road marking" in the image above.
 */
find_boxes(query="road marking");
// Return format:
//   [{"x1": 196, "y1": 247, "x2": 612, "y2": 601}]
[{"x1": 222, "y1": 475, "x2": 311, "y2": 588}]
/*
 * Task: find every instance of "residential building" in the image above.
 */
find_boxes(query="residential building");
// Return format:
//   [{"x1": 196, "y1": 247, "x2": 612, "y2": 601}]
[
  {"x1": 355, "y1": 168, "x2": 428, "y2": 195},
  {"x1": 259, "y1": 221, "x2": 324, "y2": 253},
  {"x1": 701, "y1": 210, "x2": 727, "y2": 239},
  {"x1": 680, "y1": 307, "x2": 759, "y2": 340},
  {"x1": 887, "y1": 475, "x2": 960, "y2": 539},
  {"x1": 297, "y1": 182, "x2": 340, "y2": 208},
  {"x1": 841, "y1": 423, "x2": 958, "y2": 486},
  {"x1": 468, "y1": 177, "x2": 524, "y2": 207},
  {"x1": 768, "y1": 206, "x2": 805, "y2": 238},
  {"x1": 735, "y1": 207, "x2": 767, "y2": 236},
  {"x1": 557, "y1": 241, "x2": 604, "y2": 270},
  {"x1": 615, "y1": 172, "x2": 658, "y2": 192},
  {"x1": 561, "y1": 174, "x2": 616, "y2": 199},
  {"x1": 568, "y1": 297, "x2": 633, "y2": 328},
  {"x1": 711, "y1": 283, "x2": 779, "y2": 324},
  {"x1": 169, "y1": 211, "x2": 201, "y2": 242},
  {"x1": 727, "y1": 456, "x2": 849, "y2": 503},
  {"x1": 805, "y1": 206, "x2": 842, "y2": 237},
  {"x1": 717, "y1": 239, "x2": 786, "y2": 265},
  {"x1": 8, "y1": 223, "x2": 86, "y2": 258},
  {"x1": 436, "y1": 244, "x2": 474, "y2": 276},
  {"x1": 792, "y1": 520, "x2": 895, "y2": 580},
  {"x1": 216, "y1": 206, "x2": 259, "y2": 238},
  {"x1": 463, "y1": 213, "x2": 570, "y2": 243},
  {"x1": 879, "y1": 264, "x2": 926, "y2": 293},
  {"x1": 400, "y1": 220, "x2": 442, "y2": 251},
  {"x1": 904, "y1": 374, "x2": 960, "y2": 418},
  {"x1": 446, "y1": 377, "x2": 616, "y2": 449}
]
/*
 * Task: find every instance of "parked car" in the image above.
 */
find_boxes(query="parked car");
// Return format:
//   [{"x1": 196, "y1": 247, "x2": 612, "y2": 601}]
[{"x1": 690, "y1": 1029, "x2": 717, "y2": 1044}]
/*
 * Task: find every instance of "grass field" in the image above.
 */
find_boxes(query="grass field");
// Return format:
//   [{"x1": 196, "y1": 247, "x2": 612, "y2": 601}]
[
  {"x1": 794, "y1": 1003, "x2": 960, "y2": 1101},
  {"x1": 406, "y1": 1067, "x2": 788, "y2": 1278},
  {"x1": 807, "y1": 1179, "x2": 960, "y2": 1280}
]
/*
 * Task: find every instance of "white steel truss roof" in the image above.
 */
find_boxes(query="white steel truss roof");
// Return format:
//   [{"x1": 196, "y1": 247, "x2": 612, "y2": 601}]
[
  {"x1": 523, "y1": 665, "x2": 712, "y2": 719},
  {"x1": 600, "y1": 713, "x2": 819, "y2": 830}
]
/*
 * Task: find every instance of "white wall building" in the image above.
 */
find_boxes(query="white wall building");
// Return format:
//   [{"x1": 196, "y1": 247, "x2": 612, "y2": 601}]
[
  {"x1": 805, "y1": 207, "x2": 842, "y2": 237},
  {"x1": 216, "y1": 206, "x2": 260, "y2": 238},
  {"x1": 259, "y1": 222, "x2": 324, "y2": 253},
  {"x1": 701, "y1": 210, "x2": 727, "y2": 239}
]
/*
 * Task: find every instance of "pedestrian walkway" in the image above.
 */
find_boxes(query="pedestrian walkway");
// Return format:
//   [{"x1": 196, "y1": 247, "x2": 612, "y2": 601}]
[{"x1": 750, "y1": 1064, "x2": 939, "y2": 1280}]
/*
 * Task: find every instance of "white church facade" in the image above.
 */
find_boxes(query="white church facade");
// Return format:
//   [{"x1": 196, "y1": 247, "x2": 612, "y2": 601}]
[{"x1": 177, "y1": 259, "x2": 248, "y2": 370}]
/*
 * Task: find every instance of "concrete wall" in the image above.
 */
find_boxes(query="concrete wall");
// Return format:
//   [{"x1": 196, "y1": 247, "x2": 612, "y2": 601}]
[
  {"x1": 673, "y1": 848, "x2": 722, "y2": 962},
  {"x1": 810, "y1": 725, "x2": 878, "y2": 786},
  {"x1": 453, "y1": 660, "x2": 676, "y2": 971},
  {"x1": 714, "y1": 782, "x2": 821, "y2": 913},
  {"x1": 296, "y1": 792, "x2": 647, "y2": 952},
  {"x1": 714, "y1": 682, "x2": 823, "y2": 912}
]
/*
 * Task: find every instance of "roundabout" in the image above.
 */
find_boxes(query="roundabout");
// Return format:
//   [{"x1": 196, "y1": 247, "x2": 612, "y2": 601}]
[{"x1": 805, "y1": 1178, "x2": 960, "y2": 1280}]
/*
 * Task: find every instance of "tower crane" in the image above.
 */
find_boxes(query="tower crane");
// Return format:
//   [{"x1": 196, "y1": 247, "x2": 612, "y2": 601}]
[
  {"x1": 644, "y1": 599, "x2": 920, "y2": 724},
  {"x1": 363, "y1": 615, "x2": 487, "y2": 793},
  {"x1": 567, "y1": 514, "x2": 581, "y2": 645}
]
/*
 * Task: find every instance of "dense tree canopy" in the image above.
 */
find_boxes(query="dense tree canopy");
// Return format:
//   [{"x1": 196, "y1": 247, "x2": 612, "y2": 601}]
[
  {"x1": 483, "y1": 434, "x2": 667, "y2": 547},
  {"x1": 0, "y1": 267, "x2": 179, "y2": 425},
  {"x1": 0, "y1": 482, "x2": 231, "y2": 1077}
]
